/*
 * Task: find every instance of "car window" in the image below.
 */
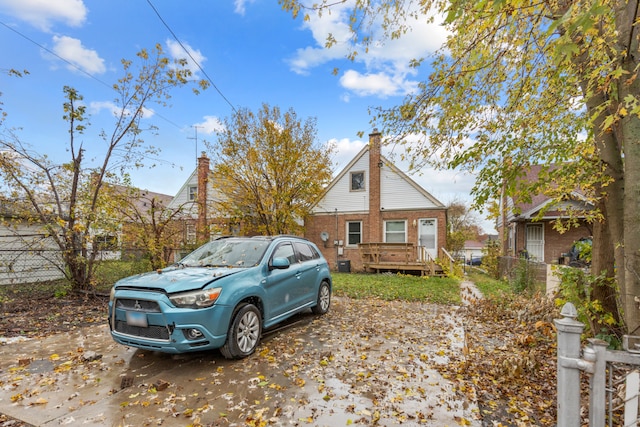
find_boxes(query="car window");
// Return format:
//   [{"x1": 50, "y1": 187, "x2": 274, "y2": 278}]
[
  {"x1": 272, "y1": 242, "x2": 297, "y2": 264},
  {"x1": 181, "y1": 239, "x2": 269, "y2": 267},
  {"x1": 294, "y1": 242, "x2": 318, "y2": 262}
]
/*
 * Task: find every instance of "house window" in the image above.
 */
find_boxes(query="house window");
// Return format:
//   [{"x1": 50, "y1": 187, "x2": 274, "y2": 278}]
[
  {"x1": 94, "y1": 234, "x2": 118, "y2": 251},
  {"x1": 186, "y1": 224, "x2": 196, "y2": 245},
  {"x1": 350, "y1": 171, "x2": 365, "y2": 191},
  {"x1": 347, "y1": 221, "x2": 362, "y2": 246},
  {"x1": 188, "y1": 185, "x2": 197, "y2": 201},
  {"x1": 385, "y1": 220, "x2": 406, "y2": 243},
  {"x1": 508, "y1": 225, "x2": 514, "y2": 254}
]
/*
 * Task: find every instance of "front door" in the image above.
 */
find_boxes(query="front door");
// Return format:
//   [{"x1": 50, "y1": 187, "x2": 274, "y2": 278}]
[
  {"x1": 418, "y1": 218, "x2": 437, "y2": 260},
  {"x1": 525, "y1": 223, "x2": 544, "y2": 262}
]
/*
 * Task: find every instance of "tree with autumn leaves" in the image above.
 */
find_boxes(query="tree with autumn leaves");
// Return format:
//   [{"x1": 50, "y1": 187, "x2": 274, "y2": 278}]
[
  {"x1": 208, "y1": 103, "x2": 334, "y2": 236},
  {"x1": 281, "y1": 0, "x2": 640, "y2": 334},
  {"x1": 0, "y1": 45, "x2": 207, "y2": 292}
]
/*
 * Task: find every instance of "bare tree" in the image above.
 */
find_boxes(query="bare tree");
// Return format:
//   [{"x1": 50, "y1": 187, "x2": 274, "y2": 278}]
[{"x1": 0, "y1": 45, "x2": 207, "y2": 292}]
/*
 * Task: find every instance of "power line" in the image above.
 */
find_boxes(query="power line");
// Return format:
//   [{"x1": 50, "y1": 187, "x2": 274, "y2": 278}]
[
  {"x1": 0, "y1": 20, "x2": 112, "y2": 90},
  {"x1": 0, "y1": 20, "x2": 185, "y2": 131},
  {"x1": 145, "y1": 0, "x2": 238, "y2": 114}
]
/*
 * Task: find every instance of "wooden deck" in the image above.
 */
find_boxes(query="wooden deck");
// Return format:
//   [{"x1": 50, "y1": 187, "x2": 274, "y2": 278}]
[{"x1": 358, "y1": 242, "x2": 445, "y2": 276}]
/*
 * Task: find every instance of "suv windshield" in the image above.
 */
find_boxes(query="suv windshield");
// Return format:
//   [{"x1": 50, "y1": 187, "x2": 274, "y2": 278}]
[{"x1": 179, "y1": 238, "x2": 270, "y2": 268}]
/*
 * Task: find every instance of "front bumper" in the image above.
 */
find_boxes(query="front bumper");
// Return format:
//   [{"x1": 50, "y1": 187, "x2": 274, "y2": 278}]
[{"x1": 108, "y1": 290, "x2": 232, "y2": 353}]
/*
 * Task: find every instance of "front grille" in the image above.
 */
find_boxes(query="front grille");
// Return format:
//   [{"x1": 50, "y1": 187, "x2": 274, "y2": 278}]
[
  {"x1": 114, "y1": 320, "x2": 171, "y2": 340},
  {"x1": 116, "y1": 299, "x2": 161, "y2": 312}
]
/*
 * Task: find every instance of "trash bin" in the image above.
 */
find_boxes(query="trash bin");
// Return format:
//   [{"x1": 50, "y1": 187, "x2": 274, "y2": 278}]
[{"x1": 337, "y1": 260, "x2": 351, "y2": 273}]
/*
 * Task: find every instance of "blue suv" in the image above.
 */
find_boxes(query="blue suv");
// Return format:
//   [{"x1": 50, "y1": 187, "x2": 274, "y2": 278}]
[{"x1": 108, "y1": 235, "x2": 332, "y2": 358}]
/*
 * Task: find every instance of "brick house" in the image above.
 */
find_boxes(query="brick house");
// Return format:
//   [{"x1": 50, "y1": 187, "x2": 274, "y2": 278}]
[
  {"x1": 499, "y1": 164, "x2": 593, "y2": 264},
  {"x1": 304, "y1": 130, "x2": 448, "y2": 272}
]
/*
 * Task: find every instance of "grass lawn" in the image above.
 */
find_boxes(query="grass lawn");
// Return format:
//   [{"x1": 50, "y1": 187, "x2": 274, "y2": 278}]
[
  {"x1": 6, "y1": 262, "x2": 499, "y2": 307},
  {"x1": 465, "y1": 270, "x2": 512, "y2": 298},
  {"x1": 331, "y1": 272, "x2": 462, "y2": 305}
]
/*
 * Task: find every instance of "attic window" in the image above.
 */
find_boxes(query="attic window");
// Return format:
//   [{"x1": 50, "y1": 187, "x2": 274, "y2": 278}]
[
  {"x1": 350, "y1": 171, "x2": 365, "y2": 191},
  {"x1": 188, "y1": 185, "x2": 197, "y2": 201}
]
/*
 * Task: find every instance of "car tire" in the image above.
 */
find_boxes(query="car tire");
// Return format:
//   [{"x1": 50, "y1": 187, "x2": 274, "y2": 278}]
[
  {"x1": 220, "y1": 303, "x2": 262, "y2": 359},
  {"x1": 311, "y1": 281, "x2": 331, "y2": 315}
]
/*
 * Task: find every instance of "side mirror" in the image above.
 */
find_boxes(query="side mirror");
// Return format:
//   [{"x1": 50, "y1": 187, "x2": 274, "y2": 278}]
[{"x1": 271, "y1": 257, "x2": 290, "y2": 270}]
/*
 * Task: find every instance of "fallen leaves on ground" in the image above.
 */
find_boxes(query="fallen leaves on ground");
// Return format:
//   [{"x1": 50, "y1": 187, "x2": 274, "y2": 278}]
[
  {"x1": 0, "y1": 284, "x2": 564, "y2": 426},
  {"x1": 0, "y1": 286, "x2": 106, "y2": 338},
  {"x1": 439, "y1": 292, "x2": 560, "y2": 426}
]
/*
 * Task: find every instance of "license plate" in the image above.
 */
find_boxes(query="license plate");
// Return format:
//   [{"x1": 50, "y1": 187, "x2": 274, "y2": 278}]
[{"x1": 126, "y1": 311, "x2": 148, "y2": 328}]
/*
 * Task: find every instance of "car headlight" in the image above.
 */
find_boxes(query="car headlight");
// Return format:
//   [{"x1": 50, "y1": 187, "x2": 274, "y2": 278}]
[
  {"x1": 110, "y1": 286, "x2": 116, "y2": 303},
  {"x1": 169, "y1": 287, "x2": 222, "y2": 309}
]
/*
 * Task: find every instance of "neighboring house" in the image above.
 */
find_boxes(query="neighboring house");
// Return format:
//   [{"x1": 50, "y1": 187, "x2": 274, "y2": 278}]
[
  {"x1": 304, "y1": 130, "x2": 448, "y2": 273},
  {"x1": 463, "y1": 240, "x2": 485, "y2": 264},
  {"x1": 117, "y1": 186, "x2": 175, "y2": 260},
  {"x1": 499, "y1": 165, "x2": 593, "y2": 264},
  {"x1": 166, "y1": 153, "x2": 220, "y2": 251},
  {"x1": 462, "y1": 235, "x2": 498, "y2": 265}
]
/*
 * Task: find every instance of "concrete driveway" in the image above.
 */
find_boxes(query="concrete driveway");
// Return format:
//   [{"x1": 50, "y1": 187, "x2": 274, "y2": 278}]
[{"x1": 0, "y1": 296, "x2": 479, "y2": 426}]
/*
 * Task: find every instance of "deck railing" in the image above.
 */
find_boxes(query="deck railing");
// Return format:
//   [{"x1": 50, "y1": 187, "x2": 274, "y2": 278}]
[{"x1": 357, "y1": 242, "x2": 445, "y2": 276}]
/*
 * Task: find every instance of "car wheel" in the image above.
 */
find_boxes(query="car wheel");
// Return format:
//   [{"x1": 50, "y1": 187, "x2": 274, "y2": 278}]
[
  {"x1": 220, "y1": 303, "x2": 262, "y2": 359},
  {"x1": 311, "y1": 281, "x2": 331, "y2": 315}
]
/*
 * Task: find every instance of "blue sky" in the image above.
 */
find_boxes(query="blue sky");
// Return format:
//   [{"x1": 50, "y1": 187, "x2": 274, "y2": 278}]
[{"x1": 0, "y1": 0, "x2": 495, "y2": 233}]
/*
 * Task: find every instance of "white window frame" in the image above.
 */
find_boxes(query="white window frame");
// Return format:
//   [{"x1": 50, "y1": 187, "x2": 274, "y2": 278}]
[
  {"x1": 188, "y1": 185, "x2": 197, "y2": 201},
  {"x1": 384, "y1": 220, "x2": 407, "y2": 243},
  {"x1": 186, "y1": 223, "x2": 196, "y2": 245}
]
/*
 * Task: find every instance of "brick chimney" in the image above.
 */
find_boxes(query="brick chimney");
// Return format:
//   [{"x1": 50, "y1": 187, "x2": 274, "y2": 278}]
[
  {"x1": 368, "y1": 129, "x2": 382, "y2": 242},
  {"x1": 197, "y1": 152, "x2": 210, "y2": 243}
]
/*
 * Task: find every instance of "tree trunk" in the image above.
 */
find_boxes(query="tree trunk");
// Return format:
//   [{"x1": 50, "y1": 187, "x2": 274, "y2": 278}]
[
  {"x1": 616, "y1": 0, "x2": 640, "y2": 334},
  {"x1": 621, "y1": 110, "x2": 640, "y2": 334},
  {"x1": 584, "y1": 96, "x2": 626, "y2": 330},
  {"x1": 591, "y1": 202, "x2": 622, "y2": 336}
]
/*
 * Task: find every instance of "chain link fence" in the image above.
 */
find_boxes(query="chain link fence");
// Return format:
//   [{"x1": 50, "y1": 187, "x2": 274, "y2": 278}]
[
  {"x1": 0, "y1": 246, "x2": 190, "y2": 287},
  {"x1": 0, "y1": 249, "x2": 66, "y2": 285}
]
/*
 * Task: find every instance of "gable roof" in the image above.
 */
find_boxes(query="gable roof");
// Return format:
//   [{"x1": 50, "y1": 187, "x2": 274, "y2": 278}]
[
  {"x1": 312, "y1": 144, "x2": 445, "y2": 214},
  {"x1": 124, "y1": 188, "x2": 173, "y2": 217},
  {"x1": 504, "y1": 164, "x2": 593, "y2": 223}
]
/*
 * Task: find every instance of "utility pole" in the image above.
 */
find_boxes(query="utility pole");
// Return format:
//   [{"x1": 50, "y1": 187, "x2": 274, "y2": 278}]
[{"x1": 188, "y1": 125, "x2": 203, "y2": 166}]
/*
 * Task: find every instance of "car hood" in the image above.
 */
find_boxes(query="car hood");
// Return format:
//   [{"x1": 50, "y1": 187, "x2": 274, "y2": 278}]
[{"x1": 114, "y1": 266, "x2": 246, "y2": 294}]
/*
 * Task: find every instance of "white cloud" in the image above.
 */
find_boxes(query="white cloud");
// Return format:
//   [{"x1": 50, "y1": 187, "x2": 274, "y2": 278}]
[
  {"x1": 194, "y1": 116, "x2": 225, "y2": 135},
  {"x1": 89, "y1": 101, "x2": 154, "y2": 119},
  {"x1": 233, "y1": 0, "x2": 256, "y2": 16},
  {"x1": 339, "y1": 69, "x2": 418, "y2": 98},
  {"x1": 287, "y1": 2, "x2": 449, "y2": 98},
  {"x1": 166, "y1": 39, "x2": 206, "y2": 78},
  {"x1": 51, "y1": 35, "x2": 105, "y2": 74},
  {"x1": 0, "y1": 0, "x2": 87, "y2": 31},
  {"x1": 327, "y1": 137, "x2": 366, "y2": 172},
  {"x1": 287, "y1": 3, "x2": 353, "y2": 75}
]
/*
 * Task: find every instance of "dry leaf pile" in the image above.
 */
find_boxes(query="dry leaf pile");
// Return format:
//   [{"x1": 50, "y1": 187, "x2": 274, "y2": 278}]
[{"x1": 441, "y1": 293, "x2": 560, "y2": 426}]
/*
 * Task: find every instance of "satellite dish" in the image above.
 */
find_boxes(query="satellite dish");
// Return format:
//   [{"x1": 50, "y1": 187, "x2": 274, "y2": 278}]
[{"x1": 320, "y1": 231, "x2": 329, "y2": 242}]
